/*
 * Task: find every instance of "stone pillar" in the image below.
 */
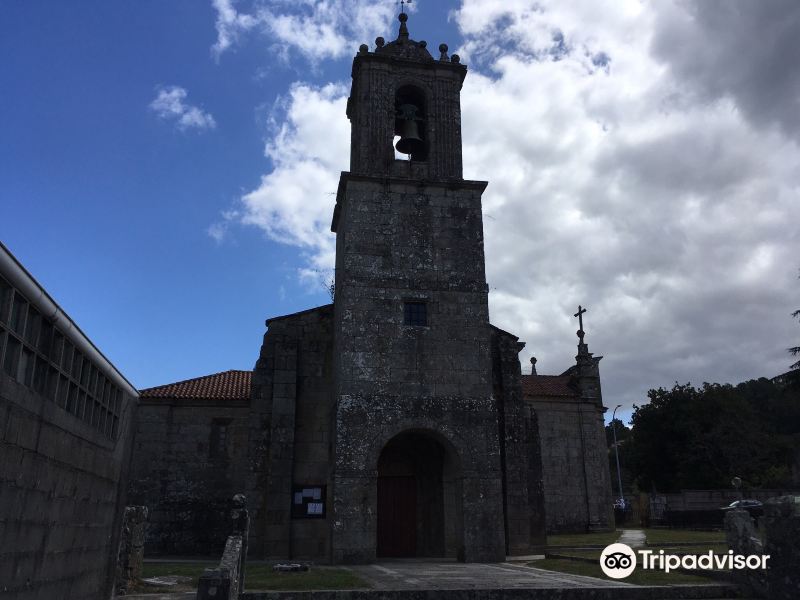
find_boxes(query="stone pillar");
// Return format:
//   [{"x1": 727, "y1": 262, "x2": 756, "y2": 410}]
[
  {"x1": 763, "y1": 496, "x2": 800, "y2": 600},
  {"x1": 724, "y1": 508, "x2": 767, "y2": 597},
  {"x1": 115, "y1": 505, "x2": 148, "y2": 595}
]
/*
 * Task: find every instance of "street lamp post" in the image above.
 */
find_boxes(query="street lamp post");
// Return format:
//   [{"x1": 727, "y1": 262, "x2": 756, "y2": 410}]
[{"x1": 612, "y1": 404, "x2": 625, "y2": 508}]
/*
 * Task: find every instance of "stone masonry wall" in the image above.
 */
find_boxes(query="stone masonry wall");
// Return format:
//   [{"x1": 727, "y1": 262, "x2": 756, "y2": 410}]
[
  {"x1": 490, "y1": 328, "x2": 547, "y2": 553},
  {"x1": 127, "y1": 399, "x2": 249, "y2": 555},
  {"x1": 247, "y1": 305, "x2": 333, "y2": 560},
  {"x1": 531, "y1": 397, "x2": 613, "y2": 533},
  {"x1": 0, "y1": 371, "x2": 137, "y2": 600},
  {"x1": 331, "y1": 176, "x2": 506, "y2": 563}
]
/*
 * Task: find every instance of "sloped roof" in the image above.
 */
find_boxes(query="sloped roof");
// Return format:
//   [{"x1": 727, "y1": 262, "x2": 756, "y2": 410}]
[
  {"x1": 140, "y1": 370, "x2": 251, "y2": 400},
  {"x1": 520, "y1": 374, "x2": 578, "y2": 398}
]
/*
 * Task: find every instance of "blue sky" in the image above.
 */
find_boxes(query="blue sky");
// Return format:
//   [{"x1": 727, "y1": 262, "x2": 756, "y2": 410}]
[{"x1": 3, "y1": 1, "x2": 799, "y2": 423}]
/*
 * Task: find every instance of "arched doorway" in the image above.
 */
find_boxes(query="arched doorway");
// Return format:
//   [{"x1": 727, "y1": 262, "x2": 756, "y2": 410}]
[{"x1": 376, "y1": 430, "x2": 463, "y2": 559}]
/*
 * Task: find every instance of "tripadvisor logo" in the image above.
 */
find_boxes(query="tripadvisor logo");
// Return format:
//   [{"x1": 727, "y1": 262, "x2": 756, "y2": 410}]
[
  {"x1": 600, "y1": 543, "x2": 637, "y2": 579},
  {"x1": 600, "y1": 542, "x2": 770, "y2": 579}
]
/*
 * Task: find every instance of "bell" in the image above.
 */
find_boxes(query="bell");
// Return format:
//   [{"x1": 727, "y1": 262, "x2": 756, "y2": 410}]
[
  {"x1": 395, "y1": 103, "x2": 425, "y2": 156},
  {"x1": 395, "y1": 119, "x2": 425, "y2": 155}
]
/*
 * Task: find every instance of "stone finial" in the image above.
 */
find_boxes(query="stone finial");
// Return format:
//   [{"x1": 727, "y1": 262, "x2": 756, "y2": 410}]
[
  {"x1": 451, "y1": 54, "x2": 460, "y2": 64},
  {"x1": 359, "y1": 43, "x2": 368, "y2": 54},
  {"x1": 439, "y1": 43, "x2": 449, "y2": 60},
  {"x1": 530, "y1": 356, "x2": 537, "y2": 375},
  {"x1": 398, "y1": 12, "x2": 409, "y2": 39},
  {"x1": 419, "y1": 40, "x2": 427, "y2": 49},
  {"x1": 375, "y1": 36, "x2": 385, "y2": 48}
]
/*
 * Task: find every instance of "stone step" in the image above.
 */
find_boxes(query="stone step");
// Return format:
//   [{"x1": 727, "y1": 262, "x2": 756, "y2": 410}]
[{"x1": 241, "y1": 584, "x2": 739, "y2": 600}]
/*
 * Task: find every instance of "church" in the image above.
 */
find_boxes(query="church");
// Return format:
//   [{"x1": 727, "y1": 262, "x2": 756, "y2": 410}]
[{"x1": 128, "y1": 12, "x2": 613, "y2": 563}]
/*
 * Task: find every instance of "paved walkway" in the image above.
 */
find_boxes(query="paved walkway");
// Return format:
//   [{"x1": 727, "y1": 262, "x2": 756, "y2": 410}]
[
  {"x1": 618, "y1": 529, "x2": 647, "y2": 548},
  {"x1": 349, "y1": 560, "x2": 632, "y2": 589}
]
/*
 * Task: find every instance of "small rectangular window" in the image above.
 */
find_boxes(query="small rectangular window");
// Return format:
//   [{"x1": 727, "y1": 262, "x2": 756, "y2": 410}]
[
  {"x1": 67, "y1": 383, "x2": 78, "y2": 414},
  {"x1": 57, "y1": 374, "x2": 69, "y2": 408},
  {"x1": 61, "y1": 341, "x2": 73, "y2": 373},
  {"x1": 33, "y1": 355, "x2": 47, "y2": 394},
  {"x1": 10, "y1": 294, "x2": 26, "y2": 335},
  {"x1": 403, "y1": 301, "x2": 428, "y2": 326},
  {"x1": 47, "y1": 366, "x2": 59, "y2": 401},
  {"x1": 51, "y1": 332, "x2": 64, "y2": 365},
  {"x1": 38, "y1": 320, "x2": 53, "y2": 357},
  {"x1": 19, "y1": 348, "x2": 34, "y2": 387},
  {"x1": 3, "y1": 336, "x2": 21, "y2": 377},
  {"x1": 210, "y1": 419, "x2": 230, "y2": 459},
  {"x1": 24, "y1": 306, "x2": 41, "y2": 347},
  {"x1": 0, "y1": 278, "x2": 12, "y2": 324},
  {"x1": 71, "y1": 351, "x2": 83, "y2": 381}
]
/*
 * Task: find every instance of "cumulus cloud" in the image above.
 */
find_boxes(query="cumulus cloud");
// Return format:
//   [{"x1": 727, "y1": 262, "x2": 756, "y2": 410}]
[
  {"x1": 149, "y1": 86, "x2": 216, "y2": 131},
  {"x1": 210, "y1": 0, "x2": 397, "y2": 63},
  {"x1": 221, "y1": 1, "x2": 800, "y2": 415},
  {"x1": 237, "y1": 83, "x2": 349, "y2": 283}
]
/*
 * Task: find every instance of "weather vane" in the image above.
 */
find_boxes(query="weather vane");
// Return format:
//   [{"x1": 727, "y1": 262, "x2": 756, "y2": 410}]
[{"x1": 400, "y1": 0, "x2": 412, "y2": 14}]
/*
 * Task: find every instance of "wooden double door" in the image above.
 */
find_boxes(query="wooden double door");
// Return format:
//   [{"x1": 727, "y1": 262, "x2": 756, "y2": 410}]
[{"x1": 376, "y1": 475, "x2": 417, "y2": 557}]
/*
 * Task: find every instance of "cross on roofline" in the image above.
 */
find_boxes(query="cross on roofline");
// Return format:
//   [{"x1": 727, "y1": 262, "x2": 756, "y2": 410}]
[
  {"x1": 400, "y1": 0, "x2": 412, "y2": 14},
  {"x1": 574, "y1": 305, "x2": 587, "y2": 341}
]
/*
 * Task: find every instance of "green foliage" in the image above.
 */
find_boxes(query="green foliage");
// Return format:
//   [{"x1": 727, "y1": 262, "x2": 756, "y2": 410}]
[
  {"x1": 605, "y1": 418, "x2": 630, "y2": 447},
  {"x1": 626, "y1": 379, "x2": 800, "y2": 492}
]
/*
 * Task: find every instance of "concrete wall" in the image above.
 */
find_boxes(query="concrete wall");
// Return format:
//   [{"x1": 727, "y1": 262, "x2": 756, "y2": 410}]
[
  {"x1": 529, "y1": 396, "x2": 614, "y2": 533},
  {"x1": 0, "y1": 273, "x2": 137, "y2": 600},
  {"x1": 128, "y1": 398, "x2": 249, "y2": 556}
]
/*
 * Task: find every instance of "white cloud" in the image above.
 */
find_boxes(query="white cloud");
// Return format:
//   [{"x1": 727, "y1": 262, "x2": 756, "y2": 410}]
[
  {"x1": 210, "y1": 0, "x2": 398, "y2": 63},
  {"x1": 236, "y1": 83, "x2": 349, "y2": 280},
  {"x1": 149, "y1": 86, "x2": 216, "y2": 131},
  {"x1": 220, "y1": 1, "x2": 800, "y2": 416},
  {"x1": 211, "y1": 0, "x2": 258, "y2": 60}
]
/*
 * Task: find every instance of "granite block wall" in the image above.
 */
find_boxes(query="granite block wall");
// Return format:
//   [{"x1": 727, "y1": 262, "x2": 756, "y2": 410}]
[
  {"x1": 248, "y1": 305, "x2": 334, "y2": 560},
  {"x1": 330, "y1": 175, "x2": 506, "y2": 563},
  {"x1": 127, "y1": 399, "x2": 249, "y2": 555},
  {"x1": 532, "y1": 398, "x2": 613, "y2": 533}
]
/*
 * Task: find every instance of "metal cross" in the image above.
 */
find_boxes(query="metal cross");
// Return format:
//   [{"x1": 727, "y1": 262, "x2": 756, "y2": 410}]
[
  {"x1": 574, "y1": 305, "x2": 587, "y2": 331},
  {"x1": 400, "y1": 0, "x2": 412, "y2": 14}
]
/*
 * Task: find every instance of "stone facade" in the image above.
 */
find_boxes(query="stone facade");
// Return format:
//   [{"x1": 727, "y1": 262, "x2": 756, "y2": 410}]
[
  {"x1": 522, "y1": 346, "x2": 614, "y2": 533},
  {"x1": 130, "y1": 12, "x2": 613, "y2": 562},
  {"x1": 0, "y1": 242, "x2": 139, "y2": 599},
  {"x1": 247, "y1": 305, "x2": 334, "y2": 560},
  {"x1": 128, "y1": 371, "x2": 250, "y2": 555}
]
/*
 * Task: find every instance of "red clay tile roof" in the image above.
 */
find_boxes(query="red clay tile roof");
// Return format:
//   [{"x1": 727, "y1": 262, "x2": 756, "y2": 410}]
[
  {"x1": 140, "y1": 370, "x2": 251, "y2": 400},
  {"x1": 521, "y1": 374, "x2": 578, "y2": 397}
]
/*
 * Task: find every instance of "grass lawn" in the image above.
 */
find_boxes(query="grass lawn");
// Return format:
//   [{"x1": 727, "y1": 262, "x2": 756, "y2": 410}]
[
  {"x1": 139, "y1": 562, "x2": 369, "y2": 592},
  {"x1": 644, "y1": 528, "x2": 726, "y2": 545},
  {"x1": 529, "y1": 558, "x2": 717, "y2": 586},
  {"x1": 546, "y1": 530, "x2": 621, "y2": 547},
  {"x1": 246, "y1": 565, "x2": 369, "y2": 590}
]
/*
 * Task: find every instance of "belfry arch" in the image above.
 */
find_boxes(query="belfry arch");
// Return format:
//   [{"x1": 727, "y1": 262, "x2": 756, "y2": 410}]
[{"x1": 375, "y1": 430, "x2": 464, "y2": 559}]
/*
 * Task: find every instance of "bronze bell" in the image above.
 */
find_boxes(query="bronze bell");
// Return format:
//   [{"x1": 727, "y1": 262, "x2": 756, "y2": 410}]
[{"x1": 395, "y1": 103, "x2": 425, "y2": 156}]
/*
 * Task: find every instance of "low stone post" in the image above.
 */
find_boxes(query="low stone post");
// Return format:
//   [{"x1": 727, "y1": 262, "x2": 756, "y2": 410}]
[
  {"x1": 724, "y1": 508, "x2": 766, "y2": 597},
  {"x1": 196, "y1": 494, "x2": 249, "y2": 600},
  {"x1": 763, "y1": 496, "x2": 800, "y2": 600},
  {"x1": 115, "y1": 505, "x2": 149, "y2": 595},
  {"x1": 231, "y1": 493, "x2": 249, "y2": 593}
]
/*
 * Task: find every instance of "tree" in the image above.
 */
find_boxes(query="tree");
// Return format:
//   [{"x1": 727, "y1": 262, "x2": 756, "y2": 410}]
[
  {"x1": 625, "y1": 379, "x2": 800, "y2": 492},
  {"x1": 605, "y1": 418, "x2": 631, "y2": 447}
]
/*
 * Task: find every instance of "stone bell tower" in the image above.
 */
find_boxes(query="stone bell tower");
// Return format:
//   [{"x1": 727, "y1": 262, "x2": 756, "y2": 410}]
[{"x1": 330, "y1": 13, "x2": 507, "y2": 563}]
